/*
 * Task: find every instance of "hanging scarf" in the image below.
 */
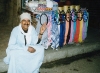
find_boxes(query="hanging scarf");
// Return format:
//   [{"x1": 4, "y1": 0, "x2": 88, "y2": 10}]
[
  {"x1": 66, "y1": 19, "x2": 71, "y2": 44},
  {"x1": 64, "y1": 12, "x2": 71, "y2": 45},
  {"x1": 78, "y1": 18, "x2": 83, "y2": 43},
  {"x1": 82, "y1": 19, "x2": 86, "y2": 41},
  {"x1": 73, "y1": 20, "x2": 76, "y2": 42},
  {"x1": 72, "y1": 11, "x2": 77, "y2": 42},
  {"x1": 68, "y1": 10, "x2": 77, "y2": 44},
  {"x1": 51, "y1": 10, "x2": 59, "y2": 49},
  {"x1": 82, "y1": 11, "x2": 89, "y2": 40},
  {"x1": 19, "y1": 23, "x2": 32, "y2": 45},
  {"x1": 59, "y1": 13, "x2": 66, "y2": 48},
  {"x1": 47, "y1": 14, "x2": 52, "y2": 46},
  {"x1": 63, "y1": 20, "x2": 69, "y2": 45},
  {"x1": 85, "y1": 13, "x2": 89, "y2": 39},
  {"x1": 74, "y1": 19, "x2": 80, "y2": 43}
]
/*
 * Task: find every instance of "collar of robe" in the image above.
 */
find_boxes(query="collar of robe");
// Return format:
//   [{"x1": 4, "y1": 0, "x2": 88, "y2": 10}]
[{"x1": 19, "y1": 23, "x2": 32, "y2": 45}]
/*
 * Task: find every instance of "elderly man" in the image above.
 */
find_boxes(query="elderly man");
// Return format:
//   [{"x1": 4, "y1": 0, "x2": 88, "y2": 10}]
[{"x1": 3, "y1": 12, "x2": 46, "y2": 73}]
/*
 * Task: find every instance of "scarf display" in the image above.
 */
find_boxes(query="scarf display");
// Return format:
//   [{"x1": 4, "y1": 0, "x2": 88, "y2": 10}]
[
  {"x1": 68, "y1": 10, "x2": 77, "y2": 44},
  {"x1": 35, "y1": 8, "x2": 89, "y2": 49},
  {"x1": 24, "y1": 0, "x2": 89, "y2": 50}
]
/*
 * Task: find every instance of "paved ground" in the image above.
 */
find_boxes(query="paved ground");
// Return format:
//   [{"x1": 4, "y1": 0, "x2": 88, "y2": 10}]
[
  {"x1": 1, "y1": 48, "x2": 100, "y2": 73},
  {"x1": 40, "y1": 51, "x2": 100, "y2": 73}
]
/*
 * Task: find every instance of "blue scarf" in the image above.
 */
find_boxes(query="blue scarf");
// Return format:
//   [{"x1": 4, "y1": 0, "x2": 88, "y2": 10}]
[{"x1": 59, "y1": 13, "x2": 66, "y2": 48}]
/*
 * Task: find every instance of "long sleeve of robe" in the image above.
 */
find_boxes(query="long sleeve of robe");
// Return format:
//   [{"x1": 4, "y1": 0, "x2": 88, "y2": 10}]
[{"x1": 3, "y1": 25, "x2": 44, "y2": 73}]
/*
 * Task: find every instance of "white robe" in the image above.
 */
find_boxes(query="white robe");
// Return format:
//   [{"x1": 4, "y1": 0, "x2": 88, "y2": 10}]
[{"x1": 3, "y1": 24, "x2": 44, "y2": 73}]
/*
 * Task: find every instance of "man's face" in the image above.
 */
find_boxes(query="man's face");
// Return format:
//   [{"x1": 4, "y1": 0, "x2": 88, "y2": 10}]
[{"x1": 21, "y1": 18, "x2": 30, "y2": 32}]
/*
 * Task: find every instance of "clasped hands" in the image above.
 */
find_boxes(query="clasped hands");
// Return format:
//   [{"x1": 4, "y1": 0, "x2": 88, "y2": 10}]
[{"x1": 28, "y1": 47, "x2": 36, "y2": 53}]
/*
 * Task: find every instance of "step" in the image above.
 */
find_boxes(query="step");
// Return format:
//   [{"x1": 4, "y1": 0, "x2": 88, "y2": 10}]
[{"x1": 0, "y1": 42, "x2": 100, "y2": 72}]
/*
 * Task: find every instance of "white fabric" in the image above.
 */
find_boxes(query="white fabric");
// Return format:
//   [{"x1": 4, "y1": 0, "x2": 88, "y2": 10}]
[
  {"x1": 46, "y1": 0, "x2": 53, "y2": 8},
  {"x1": 28, "y1": 1, "x2": 38, "y2": 7},
  {"x1": 20, "y1": 12, "x2": 31, "y2": 22},
  {"x1": 52, "y1": 1, "x2": 58, "y2": 10},
  {"x1": 3, "y1": 24, "x2": 44, "y2": 73},
  {"x1": 19, "y1": 23, "x2": 32, "y2": 45}
]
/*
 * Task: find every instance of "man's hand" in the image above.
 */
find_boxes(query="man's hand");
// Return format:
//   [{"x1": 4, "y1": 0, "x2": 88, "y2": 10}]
[
  {"x1": 28, "y1": 47, "x2": 36, "y2": 53},
  {"x1": 40, "y1": 22, "x2": 47, "y2": 34}
]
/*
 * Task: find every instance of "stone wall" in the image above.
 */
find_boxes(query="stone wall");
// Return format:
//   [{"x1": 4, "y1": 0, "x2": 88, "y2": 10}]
[
  {"x1": 0, "y1": 0, "x2": 21, "y2": 27},
  {"x1": 9, "y1": 0, "x2": 21, "y2": 27},
  {"x1": 0, "y1": 0, "x2": 8, "y2": 24},
  {"x1": 0, "y1": 1, "x2": 5, "y2": 13}
]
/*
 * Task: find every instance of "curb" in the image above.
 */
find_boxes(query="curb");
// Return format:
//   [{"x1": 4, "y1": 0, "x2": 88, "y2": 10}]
[{"x1": 0, "y1": 42, "x2": 100, "y2": 72}]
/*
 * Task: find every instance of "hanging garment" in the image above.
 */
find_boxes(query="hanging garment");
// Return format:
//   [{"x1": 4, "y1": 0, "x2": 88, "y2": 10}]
[
  {"x1": 47, "y1": 13, "x2": 52, "y2": 46},
  {"x1": 72, "y1": 12, "x2": 77, "y2": 42},
  {"x1": 68, "y1": 11, "x2": 77, "y2": 44},
  {"x1": 85, "y1": 13, "x2": 89, "y2": 39},
  {"x1": 59, "y1": 14, "x2": 66, "y2": 48},
  {"x1": 74, "y1": 19, "x2": 80, "y2": 43},
  {"x1": 82, "y1": 11, "x2": 89, "y2": 40},
  {"x1": 78, "y1": 18, "x2": 83, "y2": 43},
  {"x1": 66, "y1": 19, "x2": 71, "y2": 44},
  {"x1": 63, "y1": 20, "x2": 69, "y2": 45},
  {"x1": 68, "y1": 20, "x2": 73, "y2": 44},
  {"x1": 3, "y1": 24, "x2": 44, "y2": 73},
  {"x1": 82, "y1": 19, "x2": 86, "y2": 41},
  {"x1": 51, "y1": 11, "x2": 60, "y2": 50},
  {"x1": 63, "y1": 12, "x2": 71, "y2": 45},
  {"x1": 73, "y1": 20, "x2": 76, "y2": 41}
]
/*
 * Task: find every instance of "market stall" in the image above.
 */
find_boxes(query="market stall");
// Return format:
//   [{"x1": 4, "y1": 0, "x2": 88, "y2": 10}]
[{"x1": 22, "y1": 0, "x2": 89, "y2": 50}]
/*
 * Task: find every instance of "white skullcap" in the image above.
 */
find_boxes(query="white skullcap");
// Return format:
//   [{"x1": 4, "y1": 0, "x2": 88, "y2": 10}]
[{"x1": 20, "y1": 12, "x2": 31, "y2": 22}]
